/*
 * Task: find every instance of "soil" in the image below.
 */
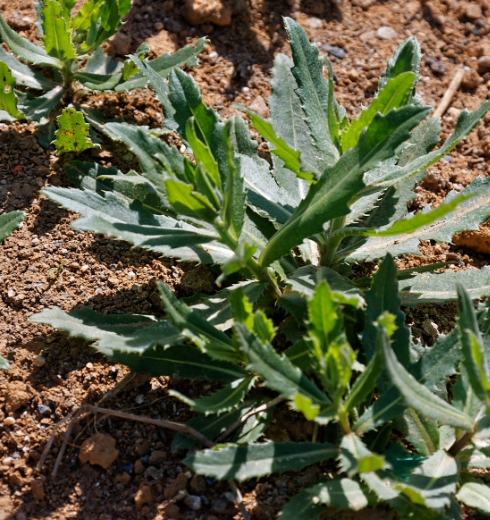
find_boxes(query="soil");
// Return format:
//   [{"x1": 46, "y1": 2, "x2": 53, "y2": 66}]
[{"x1": 2, "y1": 0, "x2": 490, "y2": 519}]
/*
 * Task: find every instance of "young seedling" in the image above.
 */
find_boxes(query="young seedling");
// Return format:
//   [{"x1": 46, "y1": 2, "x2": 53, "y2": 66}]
[
  {"x1": 0, "y1": 0, "x2": 206, "y2": 150},
  {"x1": 31, "y1": 18, "x2": 490, "y2": 518}
]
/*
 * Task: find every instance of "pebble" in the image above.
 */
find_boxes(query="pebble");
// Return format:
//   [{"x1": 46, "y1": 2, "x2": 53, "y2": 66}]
[
  {"x1": 37, "y1": 404, "x2": 51, "y2": 415},
  {"x1": 3, "y1": 457, "x2": 14, "y2": 466},
  {"x1": 321, "y1": 43, "x2": 346, "y2": 59},
  {"x1": 33, "y1": 356, "x2": 46, "y2": 368},
  {"x1": 134, "y1": 485, "x2": 154, "y2": 508},
  {"x1": 463, "y1": 2, "x2": 483, "y2": 21},
  {"x1": 149, "y1": 450, "x2": 166, "y2": 464},
  {"x1": 184, "y1": 494, "x2": 202, "y2": 510},
  {"x1": 377, "y1": 26, "x2": 398, "y2": 40},
  {"x1": 306, "y1": 17, "x2": 323, "y2": 29},
  {"x1": 477, "y1": 56, "x2": 490, "y2": 75},
  {"x1": 4, "y1": 417, "x2": 16, "y2": 426}
]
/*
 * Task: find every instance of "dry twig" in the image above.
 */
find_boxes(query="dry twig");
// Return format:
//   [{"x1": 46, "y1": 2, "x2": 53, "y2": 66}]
[{"x1": 433, "y1": 67, "x2": 465, "y2": 119}]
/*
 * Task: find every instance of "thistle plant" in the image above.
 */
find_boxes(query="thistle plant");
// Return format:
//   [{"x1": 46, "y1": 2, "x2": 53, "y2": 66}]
[
  {"x1": 0, "y1": 0, "x2": 206, "y2": 150},
  {"x1": 31, "y1": 18, "x2": 490, "y2": 518}
]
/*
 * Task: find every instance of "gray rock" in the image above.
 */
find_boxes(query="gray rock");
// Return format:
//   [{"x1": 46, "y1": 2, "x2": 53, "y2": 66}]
[{"x1": 377, "y1": 26, "x2": 398, "y2": 40}]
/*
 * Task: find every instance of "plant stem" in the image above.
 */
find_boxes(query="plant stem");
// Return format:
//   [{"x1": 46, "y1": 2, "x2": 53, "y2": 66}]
[{"x1": 320, "y1": 216, "x2": 346, "y2": 267}]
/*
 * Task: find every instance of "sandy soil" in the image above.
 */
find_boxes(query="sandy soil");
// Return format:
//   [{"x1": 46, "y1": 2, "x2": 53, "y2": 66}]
[{"x1": 2, "y1": 0, "x2": 490, "y2": 519}]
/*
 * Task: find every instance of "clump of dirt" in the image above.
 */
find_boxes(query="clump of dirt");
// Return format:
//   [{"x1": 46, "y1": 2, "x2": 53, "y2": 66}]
[{"x1": 2, "y1": 0, "x2": 490, "y2": 519}]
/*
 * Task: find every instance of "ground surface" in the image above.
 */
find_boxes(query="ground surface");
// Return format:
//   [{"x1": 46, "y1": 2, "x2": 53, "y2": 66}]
[{"x1": 2, "y1": 0, "x2": 490, "y2": 519}]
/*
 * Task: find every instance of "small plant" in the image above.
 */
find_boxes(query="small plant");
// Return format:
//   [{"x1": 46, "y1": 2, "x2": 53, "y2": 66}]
[
  {"x1": 31, "y1": 18, "x2": 490, "y2": 518},
  {"x1": 0, "y1": 0, "x2": 206, "y2": 149}
]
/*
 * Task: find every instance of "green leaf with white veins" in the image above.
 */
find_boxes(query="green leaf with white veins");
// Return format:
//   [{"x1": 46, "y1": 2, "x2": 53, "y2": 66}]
[
  {"x1": 0, "y1": 13, "x2": 62, "y2": 68},
  {"x1": 259, "y1": 104, "x2": 431, "y2": 267},
  {"x1": 43, "y1": 187, "x2": 233, "y2": 264},
  {"x1": 284, "y1": 18, "x2": 340, "y2": 169},
  {"x1": 41, "y1": 0, "x2": 76, "y2": 61},
  {"x1": 184, "y1": 441, "x2": 337, "y2": 481},
  {"x1": 0, "y1": 62, "x2": 24, "y2": 119},
  {"x1": 0, "y1": 47, "x2": 55, "y2": 90},
  {"x1": 342, "y1": 176, "x2": 490, "y2": 263},
  {"x1": 457, "y1": 481, "x2": 490, "y2": 514},
  {"x1": 280, "y1": 478, "x2": 369, "y2": 520},
  {"x1": 378, "y1": 313, "x2": 473, "y2": 431},
  {"x1": 0, "y1": 210, "x2": 24, "y2": 244}
]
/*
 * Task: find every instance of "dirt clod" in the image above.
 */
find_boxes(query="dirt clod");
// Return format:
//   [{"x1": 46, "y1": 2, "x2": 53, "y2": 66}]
[{"x1": 78, "y1": 433, "x2": 119, "y2": 469}]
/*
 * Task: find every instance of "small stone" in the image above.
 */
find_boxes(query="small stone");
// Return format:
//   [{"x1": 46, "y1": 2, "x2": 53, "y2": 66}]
[
  {"x1": 134, "y1": 439, "x2": 150, "y2": 457},
  {"x1": 478, "y1": 56, "x2": 490, "y2": 75},
  {"x1": 321, "y1": 43, "x2": 346, "y2": 59},
  {"x1": 134, "y1": 458, "x2": 145, "y2": 474},
  {"x1": 114, "y1": 472, "x2": 131, "y2": 484},
  {"x1": 149, "y1": 450, "x2": 166, "y2": 465},
  {"x1": 4, "y1": 417, "x2": 16, "y2": 426},
  {"x1": 248, "y1": 96, "x2": 269, "y2": 119},
  {"x1": 377, "y1": 26, "x2": 398, "y2": 40},
  {"x1": 37, "y1": 404, "x2": 51, "y2": 415},
  {"x1": 110, "y1": 32, "x2": 132, "y2": 56},
  {"x1": 3, "y1": 457, "x2": 14, "y2": 466},
  {"x1": 305, "y1": 16, "x2": 323, "y2": 29},
  {"x1": 184, "y1": 494, "x2": 202, "y2": 510},
  {"x1": 80, "y1": 264, "x2": 90, "y2": 272},
  {"x1": 164, "y1": 472, "x2": 188, "y2": 500},
  {"x1": 352, "y1": 0, "x2": 376, "y2": 7},
  {"x1": 145, "y1": 466, "x2": 163, "y2": 480},
  {"x1": 463, "y1": 2, "x2": 483, "y2": 20},
  {"x1": 33, "y1": 356, "x2": 46, "y2": 368},
  {"x1": 5, "y1": 381, "x2": 31, "y2": 413},
  {"x1": 462, "y1": 67, "x2": 482, "y2": 89},
  {"x1": 134, "y1": 485, "x2": 154, "y2": 509},
  {"x1": 154, "y1": 21, "x2": 164, "y2": 31},
  {"x1": 190, "y1": 474, "x2": 207, "y2": 494},
  {"x1": 79, "y1": 433, "x2": 119, "y2": 469}
]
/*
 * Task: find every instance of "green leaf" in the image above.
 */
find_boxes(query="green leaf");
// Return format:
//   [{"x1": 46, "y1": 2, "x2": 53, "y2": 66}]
[
  {"x1": 401, "y1": 450, "x2": 458, "y2": 511},
  {"x1": 400, "y1": 408, "x2": 440, "y2": 456},
  {"x1": 0, "y1": 210, "x2": 24, "y2": 243},
  {"x1": 0, "y1": 13, "x2": 63, "y2": 68},
  {"x1": 0, "y1": 354, "x2": 9, "y2": 370},
  {"x1": 457, "y1": 284, "x2": 490, "y2": 405},
  {"x1": 184, "y1": 441, "x2": 337, "y2": 481},
  {"x1": 378, "y1": 313, "x2": 473, "y2": 431},
  {"x1": 341, "y1": 72, "x2": 417, "y2": 151},
  {"x1": 383, "y1": 36, "x2": 421, "y2": 86},
  {"x1": 165, "y1": 178, "x2": 218, "y2": 221},
  {"x1": 42, "y1": 187, "x2": 233, "y2": 264},
  {"x1": 234, "y1": 323, "x2": 333, "y2": 420},
  {"x1": 259, "y1": 105, "x2": 431, "y2": 267},
  {"x1": 116, "y1": 37, "x2": 207, "y2": 92},
  {"x1": 399, "y1": 266, "x2": 490, "y2": 306},
  {"x1": 456, "y1": 481, "x2": 490, "y2": 514},
  {"x1": 280, "y1": 478, "x2": 368, "y2": 520},
  {"x1": 54, "y1": 108, "x2": 96, "y2": 154},
  {"x1": 0, "y1": 47, "x2": 55, "y2": 90},
  {"x1": 41, "y1": 0, "x2": 76, "y2": 61},
  {"x1": 343, "y1": 176, "x2": 490, "y2": 262},
  {"x1": 340, "y1": 433, "x2": 389, "y2": 477},
  {"x1": 29, "y1": 306, "x2": 245, "y2": 382},
  {"x1": 284, "y1": 17, "x2": 340, "y2": 169},
  {"x1": 74, "y1": 71, "x2": 123, "y2": 90},
  {"x1": 171, "y1": 376, "x2": 255, "y2": 415},
  {"x1": 20, "y1": 85, "x2": 64, "y2": 123},
  {"x1": 158, "y1": 281, "x2": 241, "y2": 363},
  {"x1": 0, "y1": 62, "x2": 23, "y2": 119},
  {"x1": 269, "y1": 53, "x2": 321, "y2": 176}
]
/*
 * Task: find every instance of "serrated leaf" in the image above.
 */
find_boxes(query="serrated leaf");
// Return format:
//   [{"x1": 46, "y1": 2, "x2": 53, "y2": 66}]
[
  {"x1": 340, "y1": 433, "x2": 389, "y2": 477},
  {"x1": 0, "y1": 13, "x2": 62, "y2": 68},
  {"x1": 234, "y1": 323, "x2": 333, "y2": 420},
  {"x1": 116, "y1": 37, "x2": 207, "y2": 92},
  {"x1": 284, "y1": 17, "x2": 339, "y2": 169},
  {"x1": 158, "y1": 281, "x2": 241, "y2": 363},
  {"x1": 29, "y1": 306, "x2": 245, "y2": 382},
  {"x1": 54, "y1": 108, "x2": 96, "y2": 154},
  {"x1": 0, "y1": 47, "x2": 54, "y2": 90},
  {"x1": 0, "y1": 62, "x2": 23, "y2": 119},
  {"x1": 259, "y1": 105, "x2": 431, "y2": 267},
  {"x1": 41, "y1": 0, "x2": 76, "y2": 61},
  {"x1": 184, "y1": 441, "x2": 337, "y2": 481},
  {"x1": 0, "y1": 210, "x2": 24, "y2": 243},
  {"x1": 341, "y1": 72, "x2": 417, "y2": 151},
  {"x1": 400, "y1": 407, "x2": 440, "y2": 456},
  {"x1": 401, "y1": 450, "x2": 458, "y2": 510},
  {"x1": 74, "y1": 71, "x2": 123, "y2": 90},
  {"x1": 378, "y1": 315, "x2": 473, "y2": 431},
  {"x1": 456, "y1": 481, "x2": 490, "y2": 514},
  {"x1": 20, "y1": 85, "x2": 64, "y2": 123},
  {"x1": 42, "y1": 187, "x2": 233, "y2": 264},
  {"x1": 171, "y1": 376, "x2": 255, "y2": 415},
  {"x1": 280, "y1": 478, "x2": 368, "y2": 520},
  {"x1": 399, "y1": 266, "x2": 490, "y2": 306}
]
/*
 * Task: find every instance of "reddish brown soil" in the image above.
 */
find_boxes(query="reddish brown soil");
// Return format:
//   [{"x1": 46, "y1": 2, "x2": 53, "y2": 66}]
[{"x1": 2, "y1": 1, "x2": 490, "y2": 519}]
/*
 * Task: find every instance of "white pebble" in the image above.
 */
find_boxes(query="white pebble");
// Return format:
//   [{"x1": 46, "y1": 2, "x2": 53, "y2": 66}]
[
  {"x1": 80, "y1": 264, "x2": 90, "y2": 272},
  {"x1": 4, "y1": 417, "x2": 16, "y2": 426},
  {"x1": 2, "y1": 457, "x2": 13, "y2": 466},
  {"x1": 377, "y1": 26, "x2": 398, "y2": 40}
]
